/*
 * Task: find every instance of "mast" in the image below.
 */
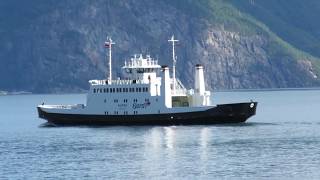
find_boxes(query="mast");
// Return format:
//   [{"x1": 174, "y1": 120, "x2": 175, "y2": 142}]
[
  {"x1": 168, "y1": 35, "x2": 179, "y2": 95},
  {"x1": 105, "y1": 37, "x2": 115, "y2": 83}
]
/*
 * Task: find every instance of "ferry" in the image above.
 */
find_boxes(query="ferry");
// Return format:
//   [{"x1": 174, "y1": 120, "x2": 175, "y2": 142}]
[{"x1": 37, "y1": 36, "x2": 257, "y2": 125}]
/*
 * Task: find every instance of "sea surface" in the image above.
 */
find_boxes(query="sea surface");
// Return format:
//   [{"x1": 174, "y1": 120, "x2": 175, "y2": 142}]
[{"x1": 0, "y1": 89, "x2": 320, "y2": 179}]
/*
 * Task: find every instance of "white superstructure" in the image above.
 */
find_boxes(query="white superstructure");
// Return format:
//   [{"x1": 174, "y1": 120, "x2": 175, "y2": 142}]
[{"x1": 40, "y1": 36, "x2": 213, "y2": 116}]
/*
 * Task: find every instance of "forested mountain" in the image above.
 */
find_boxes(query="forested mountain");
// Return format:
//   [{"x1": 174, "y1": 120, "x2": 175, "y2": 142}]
[{"x1": 1, "y1": 0, "x2": 320, "y2": 93}]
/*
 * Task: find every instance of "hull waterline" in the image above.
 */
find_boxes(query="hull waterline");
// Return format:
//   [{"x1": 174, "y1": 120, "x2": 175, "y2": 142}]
[{"x1": 37, "y1": 102, "x2": 257, "y2": 126}]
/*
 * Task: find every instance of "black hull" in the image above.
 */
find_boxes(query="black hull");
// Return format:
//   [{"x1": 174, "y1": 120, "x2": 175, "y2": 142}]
[{"x1": 37, "y1": 102, "x2": 257, "y2": 126}]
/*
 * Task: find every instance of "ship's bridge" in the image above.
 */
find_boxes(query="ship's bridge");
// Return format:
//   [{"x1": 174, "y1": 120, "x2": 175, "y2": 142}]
[
  {"x1": 123, "y1": 54, "x2": 161, "y2": 70},
  {"x1": 122, "y1": 54, "x2": 161, "y2": 83}
]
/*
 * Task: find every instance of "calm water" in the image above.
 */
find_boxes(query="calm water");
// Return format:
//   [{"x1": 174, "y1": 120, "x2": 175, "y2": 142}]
[{"x1": 1, "y1": 90, "x2": 320, "y2": 179}]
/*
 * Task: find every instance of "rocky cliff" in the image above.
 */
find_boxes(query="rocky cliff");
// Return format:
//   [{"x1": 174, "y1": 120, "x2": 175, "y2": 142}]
[{"x1": 0, "y1": 0, "x2": 320, "y2": 93}]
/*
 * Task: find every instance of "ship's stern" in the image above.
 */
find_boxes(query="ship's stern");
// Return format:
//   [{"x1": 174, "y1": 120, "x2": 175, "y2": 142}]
[{"x1": 37, "y1": 106, "x2": 47, "y2": 120}]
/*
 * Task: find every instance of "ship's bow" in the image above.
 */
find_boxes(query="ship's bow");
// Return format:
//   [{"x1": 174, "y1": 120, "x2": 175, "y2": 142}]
[{"x1": 212, "y1": 102, "x2": 258, "y2": 123}]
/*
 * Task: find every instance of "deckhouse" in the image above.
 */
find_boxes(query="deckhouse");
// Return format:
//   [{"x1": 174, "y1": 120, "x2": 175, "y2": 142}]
[{"x1": 85, "y1": 36, "x2": 211, "y2": 116}]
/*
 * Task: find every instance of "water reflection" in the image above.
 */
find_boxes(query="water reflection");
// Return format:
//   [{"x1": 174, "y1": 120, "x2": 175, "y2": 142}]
[
  {"x1": 150, "y1": 127, "x2": 162, "y2": 149},
  {"x1": 164, "y1": 126, "x2": 176, "y2": 149},
  {"x1": 200, "y1": 127, "x2": 210, "y2": 148},
  {"x1": 142, "y1": 126, "x2": 178, "y2": 178},
  {"x1": 200, "y1": 127, "x2": 211, "y2": 163}
]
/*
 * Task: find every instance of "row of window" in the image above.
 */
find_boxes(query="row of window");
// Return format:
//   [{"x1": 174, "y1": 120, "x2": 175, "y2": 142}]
[
  {"x1": 103, "y1": 108, "x2": 161, "y2": 115},
  {"x1": 125, "y1": 68, "x2": 156, "y2": 74},
  {"x1": 93, "y1": 87, "x2": 149, "y2": 94},
  {"x1": 105, "y1": 99, "x2": 149, "y2": 103},
  {"x1": 104, "y1": 111, "x2": 137, "y2": 115}
]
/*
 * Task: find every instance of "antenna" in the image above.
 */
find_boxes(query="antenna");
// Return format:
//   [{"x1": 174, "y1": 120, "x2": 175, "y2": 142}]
[
  {"x1": 105, "y1": 36, "x2": 115, "y2": 83},
  {"x1": 168, "y1": 35, "x2": 179, "y2": 95}
]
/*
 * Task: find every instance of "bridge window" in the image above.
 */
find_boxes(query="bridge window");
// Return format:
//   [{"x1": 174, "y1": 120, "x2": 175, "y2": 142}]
[
  {"x1": 125, "y1": 69, "x2": 132, "y2": 73},
  {"x1": 93, "y1": 89, "x2": 96, "y2": 93},
  {"x1": 137, "y1": 68, "x2": 143, "y2": 73}
]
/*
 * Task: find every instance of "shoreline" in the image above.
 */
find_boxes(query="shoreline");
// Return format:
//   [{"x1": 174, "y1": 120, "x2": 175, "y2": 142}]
[{"x1": 2, "y1": 87, "x2": 320, "y2": 96}]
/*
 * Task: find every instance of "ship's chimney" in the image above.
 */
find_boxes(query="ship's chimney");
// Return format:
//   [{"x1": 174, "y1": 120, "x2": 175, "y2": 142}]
[
  {"x1": 195, "y1": 64, "x2": 205, "y2": 95},
  {"x1": 161, "y1": 65, "x2": 172, "y2": 108}
]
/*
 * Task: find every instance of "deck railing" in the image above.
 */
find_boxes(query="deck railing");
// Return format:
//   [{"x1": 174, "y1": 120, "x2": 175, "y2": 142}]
[
  {"x1": 172, "y1": 78, "x2": 187, "y2": 96},
  {"x1": 89, "y1": 79, "x2": 145, "y2": 86},
  {"x1": 42, "y1": 104, "x2": 85, "y2": 109}
]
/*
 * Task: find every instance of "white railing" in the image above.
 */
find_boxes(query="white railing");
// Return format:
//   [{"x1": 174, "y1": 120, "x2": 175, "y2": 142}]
[
  {"x1": 89, "y1": 79, "x2": 146, "y2": 86},
  {"x1": 42, "y1": 104, "x2": 85, "y2": 109},
  {"x1": 125, "y1": 60, "x2": 159, "y2": 67},
  {"x1": 123, "y1": 54, "x2": 160, "y2": 68},
  {"x1": 172, "y1": 78, "x2": 187, "y2": 96}
]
